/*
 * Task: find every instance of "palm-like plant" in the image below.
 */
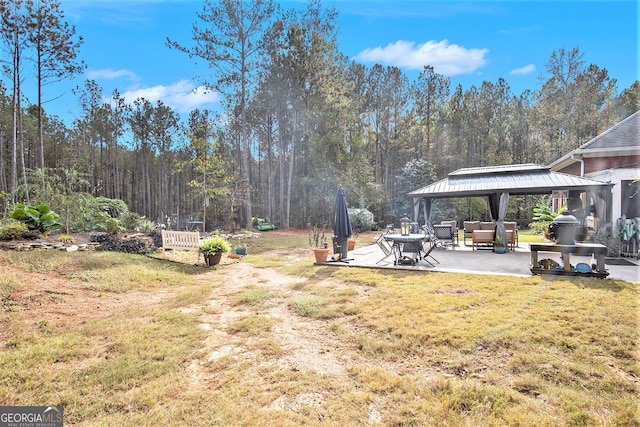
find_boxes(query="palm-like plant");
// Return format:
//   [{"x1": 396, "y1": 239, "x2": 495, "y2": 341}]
[
  {"x1": 530, "y1": 203, "x2": 567, "y2": 237},
  {"x1": 533, "y1": 203, "x2": 565, "y2": 222}
]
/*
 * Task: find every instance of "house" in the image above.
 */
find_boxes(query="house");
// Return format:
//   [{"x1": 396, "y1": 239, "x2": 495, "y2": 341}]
[{"x1": 549, "y1": 111, "x2": 640, "y2": 233}]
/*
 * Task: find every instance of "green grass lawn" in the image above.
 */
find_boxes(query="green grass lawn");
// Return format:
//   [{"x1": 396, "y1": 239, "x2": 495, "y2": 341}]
[
  {"x1": 515, "y1": 228, "x2": 547, "y2": 243},
  {"x1": 0, "y1": 232, "x2": 637, "y2": 426}
]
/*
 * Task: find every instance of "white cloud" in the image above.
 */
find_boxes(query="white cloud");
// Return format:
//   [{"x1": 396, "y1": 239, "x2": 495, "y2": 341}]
[
  {"x1": 354, "y1": 39, "x2": 488, "y2": 75},
  {"x1": 509, "y1": 64, "x2": 536, "y2": 75},
  {"x1": 86, "y1": 68, "x2": 139, "y2": 81},
  {"x1": 117, "y1": 80, "x2": 220, "y2": 113}
]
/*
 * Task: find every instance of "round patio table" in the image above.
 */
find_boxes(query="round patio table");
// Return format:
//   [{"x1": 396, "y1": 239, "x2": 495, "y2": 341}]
[{"x1": 384, "y1": 234, "x2": 430, "y2": 265}]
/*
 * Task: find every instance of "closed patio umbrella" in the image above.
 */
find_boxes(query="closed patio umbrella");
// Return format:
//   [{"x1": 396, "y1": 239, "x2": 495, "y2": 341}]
[{"x1": 333, "y1": 186, "x2": 352, "y2": 259}]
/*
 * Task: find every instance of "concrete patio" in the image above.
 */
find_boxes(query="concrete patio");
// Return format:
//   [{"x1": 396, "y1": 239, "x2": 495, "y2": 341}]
[{"x1": 321, "y1": 239, "x2": 640, "y2": 283}]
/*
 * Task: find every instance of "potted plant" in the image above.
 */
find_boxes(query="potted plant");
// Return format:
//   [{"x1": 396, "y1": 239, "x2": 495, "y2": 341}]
[
  {"x1": 199, "y1": 235, "x2": 231, "y2": 266},
  {"x1": 309, "y1": 224, "x2": 330, "y2": 264},
  {"x1": 494, "y1": 234, "x2": 506, "y2": 254},
  {"x1": 347, "y1": 229, "x2": 358, "y2": 251}
]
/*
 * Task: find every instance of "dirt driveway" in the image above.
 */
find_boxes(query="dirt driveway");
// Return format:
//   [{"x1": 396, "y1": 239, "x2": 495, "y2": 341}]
[{"x1": 1, "y1": 245, "x2": 357, "y2": 385}]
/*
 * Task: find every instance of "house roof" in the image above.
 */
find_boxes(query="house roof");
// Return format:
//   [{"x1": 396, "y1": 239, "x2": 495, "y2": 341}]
[
  {"x1": 550, "y1": 110, "x2": 640, "y2": 171},
  {"x1": 408, "y1": 163, "x2": 613, "y2": 199}
]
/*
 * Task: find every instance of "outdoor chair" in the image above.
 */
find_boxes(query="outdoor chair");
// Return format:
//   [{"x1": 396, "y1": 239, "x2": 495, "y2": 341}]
[
  {"x1": 419, "y1": 237, "x2": 439, "y2": 267},
  {"x1": 419, "y1": 225, "x2": 441, "y2": 266},
  {"x1": 432, "y1": 224, "x2": 456, "y2": 248},
  {"x1": 375, "y1": 233, "x2": 393, "y2": 264},
  {"x1": 440, "y1": 220, "x2": 458, "y2": 245}
]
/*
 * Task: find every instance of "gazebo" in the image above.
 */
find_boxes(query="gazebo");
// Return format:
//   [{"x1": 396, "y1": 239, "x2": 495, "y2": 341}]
[{"x1": 408, "y1": 164, "x2": 614, "y2": 250}]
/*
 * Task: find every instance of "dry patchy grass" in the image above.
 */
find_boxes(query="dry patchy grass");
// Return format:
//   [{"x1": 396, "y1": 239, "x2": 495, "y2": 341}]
[{"x1": 0, "y1": 232, "x2": 637, "y2": 426}]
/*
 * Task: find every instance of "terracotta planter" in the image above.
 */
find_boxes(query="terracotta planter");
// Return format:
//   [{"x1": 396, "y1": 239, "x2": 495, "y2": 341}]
[
  {"x1": 313, "y1": 247, "x2": 330, "y2": 264},
  {"x1": 347, "y1": 239, "x2": 356, "y2": 251},
  {"x1": 204, "y1": 252, "x2": 223, "y2": 266}
]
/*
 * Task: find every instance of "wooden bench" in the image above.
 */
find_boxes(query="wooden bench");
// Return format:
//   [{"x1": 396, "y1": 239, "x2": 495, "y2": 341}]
[{"x1": 161, "y1": 230, "x2": 202, "y2": 251}]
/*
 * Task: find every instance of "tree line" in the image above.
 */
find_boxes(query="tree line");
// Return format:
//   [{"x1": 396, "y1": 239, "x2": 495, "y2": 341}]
[{"x1": 1, "y1": 0, "x2": 638, "y2": 231}]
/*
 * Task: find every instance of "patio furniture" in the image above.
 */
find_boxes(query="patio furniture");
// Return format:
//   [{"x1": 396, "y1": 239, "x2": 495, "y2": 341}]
[
  {"x1": 480, "y1": 221, "x2": 496, "y2": 231},
  {"x1": 463, "y1": 221, "x2": 480, "y2": 245},
  {"x1": 464, "y1": 221, "x2": 497, "y2": 245},
  {"x1": 161, "y1": 230, "x2": 203, "y2": 262},
  {"x1": 418, "y1": 224, "x2": 443, "y2": 266},
  {"x1": 504, "y1": 222, "x2": 518, "y2": 247},
  {"x1": 419, "y1": 235, "x2": 440, "y2": 267},
  {"x1": 472, "y1": 229, "x2": 517, "y2": 250},
  {"x1": 440, "y1": 220, "x2": 458, "y2": 245},
  {"x1": 433, "y1": 224, "x2": 456, "y2": 248},
  {"x1": 375, "y1": 234, "x2": 393, "y2": 264},
  {"x1": 472, "y1": 230, "x2": 494, "y2": 250},
  {"x1": 384, "y1": 233, "x2": 431, "y2": 266}
]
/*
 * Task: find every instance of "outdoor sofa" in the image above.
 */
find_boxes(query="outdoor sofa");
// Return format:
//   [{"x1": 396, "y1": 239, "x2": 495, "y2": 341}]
[{"x1": 464, "y1": 221, "x2": 518, "y2": 249}]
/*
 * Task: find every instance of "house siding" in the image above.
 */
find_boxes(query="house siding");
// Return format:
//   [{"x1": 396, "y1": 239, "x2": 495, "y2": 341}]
[
  {"x1": 584, "y1": 155, "x2": 640, "y2": 174},
  {"x1": 558, "y1": 155, "x2": 640, "y2": 176}
]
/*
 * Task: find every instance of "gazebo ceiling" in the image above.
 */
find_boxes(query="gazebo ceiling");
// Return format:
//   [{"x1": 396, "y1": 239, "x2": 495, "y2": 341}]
[{"x1": 408, "y1": 163, "x2": 613, "y2": 199}]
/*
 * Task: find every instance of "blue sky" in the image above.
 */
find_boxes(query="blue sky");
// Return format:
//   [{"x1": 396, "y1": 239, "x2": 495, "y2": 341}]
[{"x1": 35, "y1": 0, "x2": 638, "y2": 124}]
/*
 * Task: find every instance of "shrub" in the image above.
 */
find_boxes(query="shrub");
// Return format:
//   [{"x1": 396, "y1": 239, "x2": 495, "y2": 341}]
[
  {"x1": 10, "y1": 203, "x2": 62, "y2": 233},
  {"x1": 91, "y1": 197, "x2": 129, "y2": 218},
  {"x1": 308, "y1": 224, "x2": 328, "y2": 248},
  {"x1": 595, "y1": 231, "x2": 621, "y2": 257},
  {"x1": 91, "y1": 212, "x2": 125, "y2": 234},
  {"x1": 528, "y1": 220, "x2": 551, "y2": 237},
  {"x1": 120, "y1": 211, "x2": 141, "y2": 232},
  {"x1": 0, "y1": 221, "x2": 28, "y2": 241},
  {"x1": 350, "y1": 211, "x2": 374, "y2": 232},
  {"x1": 136, "y1": 218, "x2": 157, "y2": 232},
  {"x1": 120, "y1": 211, "x2": 156, "y2": 232},
  {"x1": 59, "y1": 235, "x2": 74, "y2": 244},
  {"x1": 65, "y1": 196, "x2": 135, "y2": 233}
]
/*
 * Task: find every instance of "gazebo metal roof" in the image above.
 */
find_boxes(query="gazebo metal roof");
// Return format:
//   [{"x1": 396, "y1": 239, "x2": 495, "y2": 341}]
[{"x1": 408, "y1": 163, "x2": 612, "y2": 199}]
